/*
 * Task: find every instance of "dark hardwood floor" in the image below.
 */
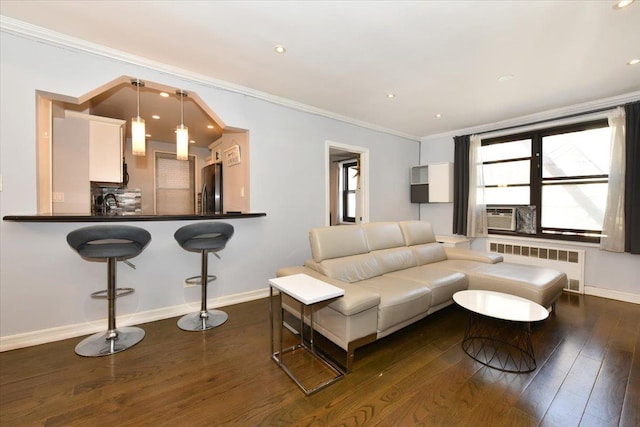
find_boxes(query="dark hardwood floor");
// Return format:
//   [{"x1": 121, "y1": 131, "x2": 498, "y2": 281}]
[{"x1": 1, "y1": 292, "x2": 638, "y2": 426}]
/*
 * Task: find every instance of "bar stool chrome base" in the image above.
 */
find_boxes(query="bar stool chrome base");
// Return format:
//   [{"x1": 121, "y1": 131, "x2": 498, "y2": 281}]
[
  {"x1": 178, "y1": 309, "x2": 228, "y2": 331},
  {"x1": 184, "y1": 275, "x2": 216, "y2": 286},
  {"x1": 75, "y1": 326, "x2": 145, "y2": 357}
]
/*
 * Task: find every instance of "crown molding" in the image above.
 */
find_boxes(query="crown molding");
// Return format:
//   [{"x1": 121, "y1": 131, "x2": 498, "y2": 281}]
[
  {"x1": 0, "y1": 16, "x2": 420, "y2": 142},
  {"x1": 421, "y1": 91, "x2": 640, "y2": 142}
]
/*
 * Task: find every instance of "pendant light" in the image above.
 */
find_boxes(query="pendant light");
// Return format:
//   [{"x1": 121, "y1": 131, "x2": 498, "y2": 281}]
[
  {"x1": 176, "y1": 89, "x2": 189, "y2": 160},
  {"x1": 131, "y1": 79, "x2": 146, "y2": 156}
]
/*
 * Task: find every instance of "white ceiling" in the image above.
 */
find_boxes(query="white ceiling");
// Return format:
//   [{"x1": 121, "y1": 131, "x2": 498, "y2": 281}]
[{"x1": 1, "y1": 0, "x2": 639, "y2": 140}]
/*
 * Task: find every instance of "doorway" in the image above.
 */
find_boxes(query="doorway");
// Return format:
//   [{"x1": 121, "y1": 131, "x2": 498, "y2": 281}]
[{"x1": 326, "y1": 141, "x2": 369, "y2": 226}]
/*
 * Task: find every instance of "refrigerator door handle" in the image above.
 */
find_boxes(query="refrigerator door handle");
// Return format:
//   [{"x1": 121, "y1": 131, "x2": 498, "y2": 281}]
[{"x1": 201, "y1": 183, "x2": 208, "y2": 214}]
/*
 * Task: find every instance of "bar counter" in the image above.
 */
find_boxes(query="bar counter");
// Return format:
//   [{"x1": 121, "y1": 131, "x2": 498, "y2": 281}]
[{"x1": 2, "y1": 212, "x2": 266, "y2": 222}]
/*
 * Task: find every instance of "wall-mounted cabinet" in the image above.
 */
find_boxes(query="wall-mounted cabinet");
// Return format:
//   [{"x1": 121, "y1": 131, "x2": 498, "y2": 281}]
[
  {"x1": 88, "y1": 118, "x2": 124, "y2": 183},
  {"x1": 52, "y1": 111, "x2": 125, "y2": 214},
  {"x1": 410, "y1": 162, "x2": 453, "y2": 203}
]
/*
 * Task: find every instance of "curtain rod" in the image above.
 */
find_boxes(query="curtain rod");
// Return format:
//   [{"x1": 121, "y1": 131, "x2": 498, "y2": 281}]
[{"x1": 474, "y1": 105, "x2": 617, "y2": 137}]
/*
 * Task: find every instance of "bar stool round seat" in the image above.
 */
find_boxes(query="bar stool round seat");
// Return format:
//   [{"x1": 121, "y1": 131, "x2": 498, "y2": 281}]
[
  {"x1": 67, "y1": 225, "x2": 151, "y2": 357},
  {"x1": 174, "y1": 221, "x2": 234, "y2": 331}
]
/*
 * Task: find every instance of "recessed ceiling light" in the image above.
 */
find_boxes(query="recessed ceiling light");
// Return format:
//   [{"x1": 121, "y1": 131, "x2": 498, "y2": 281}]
[
  {"x1": 207, "y1": 125, "x2": 214, "y2": 129},
  {"x1": 159, "y1": 92, "x2": 169, "y2": 98},
  {"x1": 274, "y1": 45, "x2": 286, "y2": 54},
  {"x1": 151, "y1": 115, "x2": 160, "y2": 120},
  {"x1": 498, "y1": 74, "x2": 515, "y2": 82},
  {"x1": 613, "y1": 0, "x2": 634, "y2": 9},
  {"x1": 386, "y1": 93, "x2": 396, "y2": 99},
  {"x1": 189, "y1": 140, "x2": 195, "y2": 144},
  {"x1": 628, "y1": 58, "x2": 640, "y2": 65},
  {"x1": 145, "y1": 134, "x2": 151, "y2": 138},
  {"x1": 435, "y1": 113, "x2": 442, "y2": 119}
]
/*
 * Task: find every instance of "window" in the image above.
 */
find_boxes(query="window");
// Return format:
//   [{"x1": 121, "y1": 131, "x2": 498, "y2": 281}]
[
  {"x1": 481, "y1": 120, "x2": 611, "y2": 242},
  {"x1": 155, "y1": 152, "x2": 195, "y2": 214},
  {"x1": 341, "y1": 161, "x2": 358, "y2": 223}
]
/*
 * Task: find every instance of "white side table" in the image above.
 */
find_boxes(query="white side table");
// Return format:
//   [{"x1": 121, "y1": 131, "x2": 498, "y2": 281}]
[
  {"x1": 269, "y1": 273, "x2": 345, "y2": 395},
  {"x1": 436, "y1": 234, "x2": 471, "y2": 248}
]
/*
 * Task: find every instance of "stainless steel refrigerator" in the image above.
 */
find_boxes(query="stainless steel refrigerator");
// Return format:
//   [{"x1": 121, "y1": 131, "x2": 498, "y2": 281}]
[{"x1": 201, "y1": 163, "x2": 223, "y2": 214}]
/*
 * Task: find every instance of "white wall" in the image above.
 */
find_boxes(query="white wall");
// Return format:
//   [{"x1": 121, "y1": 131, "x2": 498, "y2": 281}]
[
  {"x1": 209, "y1": 132, "x2": 250, "y2": 213},
  {"x1": 0, "y1": 31, "x2": 419, "y2": 342},
  {"x1": 420, "y1": 133, "x2": 640, "y2": 300}
]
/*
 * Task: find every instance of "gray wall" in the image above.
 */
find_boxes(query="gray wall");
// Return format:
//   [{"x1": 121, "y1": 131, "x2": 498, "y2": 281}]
[{"x1": 0, "y1": 32, "x2": 419, "y2": 339}]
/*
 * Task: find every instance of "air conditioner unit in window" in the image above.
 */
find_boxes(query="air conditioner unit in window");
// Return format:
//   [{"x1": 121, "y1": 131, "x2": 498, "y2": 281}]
[{"x1": 487, "y1": 207, "x2": 516, "y2": 231}]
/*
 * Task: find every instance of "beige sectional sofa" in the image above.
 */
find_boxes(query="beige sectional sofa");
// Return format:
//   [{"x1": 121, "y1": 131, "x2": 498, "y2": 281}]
[{"x1": 276, "y1": 220, "x2": 566, "y2": 370}]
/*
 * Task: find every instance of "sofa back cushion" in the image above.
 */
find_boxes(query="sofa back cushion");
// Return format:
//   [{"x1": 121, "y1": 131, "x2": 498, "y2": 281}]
[
  {"x1": 410, "y1": 243, "x2": 448, "y2": 266},
  {"x1": 318, "y1": 253, "x2": 382, "y2": 283},
  {"x1": 373, "y1": 247, "x2": 417, "y2": 274},
  {"x1": 399, "y1": 221, "x2": 436, "y2": 246},
  {"x1": 362, "y1": 222, "x2": 406, "y2": 251},
  {"x1": 309, "y1": 225, "x2": 369, "y2": 262}
]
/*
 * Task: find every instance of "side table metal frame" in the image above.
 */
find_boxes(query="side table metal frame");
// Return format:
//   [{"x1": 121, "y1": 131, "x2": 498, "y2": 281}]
[
  {"x1": 461, "y1": 311, "x2": 537, "y2": 373},
  {"x1": 269, "y1": 285, "x2": 344, "y2": 395}
]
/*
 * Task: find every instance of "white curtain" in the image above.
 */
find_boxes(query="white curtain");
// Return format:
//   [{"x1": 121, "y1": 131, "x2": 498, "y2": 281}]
[
  {"x1": 467, "y1": 134, "x2": 488, "y2": 237},
  {"x1": 600, "y1": 107, "x2": 626, "y2": 252}
]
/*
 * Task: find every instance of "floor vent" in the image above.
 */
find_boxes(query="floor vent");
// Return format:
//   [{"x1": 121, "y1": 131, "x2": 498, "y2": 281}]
[{"x1": 487, "y1": 240, "x2": 585, "y2": 294}]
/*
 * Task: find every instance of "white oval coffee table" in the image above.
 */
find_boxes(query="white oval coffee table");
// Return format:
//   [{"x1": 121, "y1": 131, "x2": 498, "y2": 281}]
[{"x1": 453, "y1": 290, "x2": 549, "y2": 373}]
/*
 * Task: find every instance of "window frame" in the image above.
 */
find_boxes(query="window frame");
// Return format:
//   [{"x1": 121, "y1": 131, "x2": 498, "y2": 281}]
[
  {"x1": 341, "y1": 160, "x2": 358, "y2": 223},
  {"x1": 481, "y1": 119, "x2": 610, "y2": 243}
]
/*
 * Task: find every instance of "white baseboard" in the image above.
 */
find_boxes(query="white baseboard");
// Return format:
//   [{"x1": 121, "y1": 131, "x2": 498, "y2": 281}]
[
  {"x1": 584, "y1": 286, "x2": 640, "y2": 305},
  {"x1": 0, "y1": 288, "x2": 270, "y2": 352}
]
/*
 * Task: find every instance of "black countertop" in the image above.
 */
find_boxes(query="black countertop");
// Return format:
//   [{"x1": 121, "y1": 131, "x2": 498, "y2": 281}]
[{"x1": 2, "y1": 212, "x2": 266, "y2": 222}]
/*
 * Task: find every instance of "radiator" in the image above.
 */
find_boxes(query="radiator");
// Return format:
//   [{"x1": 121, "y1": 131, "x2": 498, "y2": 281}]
[{"x1": 486, "y1": 239, "x2": 585, "y2": 294}]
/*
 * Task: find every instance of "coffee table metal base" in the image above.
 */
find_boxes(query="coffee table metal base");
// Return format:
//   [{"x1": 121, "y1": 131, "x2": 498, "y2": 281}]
[{"x1": 462, "y1": 312, "x2": 537, "y2": 373}]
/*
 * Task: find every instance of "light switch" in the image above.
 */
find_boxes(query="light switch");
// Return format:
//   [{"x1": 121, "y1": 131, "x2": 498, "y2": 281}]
[{"x1": 52, "y1": 192, "x2": 65, "y2": 202}]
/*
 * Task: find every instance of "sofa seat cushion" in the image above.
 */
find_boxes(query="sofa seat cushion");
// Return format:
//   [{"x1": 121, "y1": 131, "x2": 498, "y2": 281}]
[
  {"x1": 385, "y1": 265, "x2": 468, "y2": 306},
  {"x1": 355, "y1": 276, "x2": 433, "y2": 333},
  {"x1": 463, "y1": 262, "x2": 567, "y2": 308}
]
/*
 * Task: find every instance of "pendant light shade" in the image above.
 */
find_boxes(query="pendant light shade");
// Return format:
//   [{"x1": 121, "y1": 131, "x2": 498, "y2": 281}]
[
  {"x1": 176, "y1": 90, "x2": 189, "y2": 160},
  {"x1": 131, "y1": 79, "x2": 146, "y2": 156}
]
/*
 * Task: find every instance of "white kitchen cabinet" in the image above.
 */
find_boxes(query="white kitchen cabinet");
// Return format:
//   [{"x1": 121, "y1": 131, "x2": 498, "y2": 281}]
[{"x1": 89, "y1": 118, "x2": 124, "y2": 183}]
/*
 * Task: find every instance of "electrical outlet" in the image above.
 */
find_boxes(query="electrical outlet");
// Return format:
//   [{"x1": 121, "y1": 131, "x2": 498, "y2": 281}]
[{"x1": 52, "y1": 192, "x2": 64, "y2": 202}]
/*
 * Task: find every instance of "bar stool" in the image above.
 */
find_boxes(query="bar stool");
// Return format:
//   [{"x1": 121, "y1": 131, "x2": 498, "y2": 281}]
[
  {"x1": 174, "y1": 222, "x2": 234, "y2": 331},
  {"x1": 67, "y1": 225, "x2": 151, "y2": 357}
]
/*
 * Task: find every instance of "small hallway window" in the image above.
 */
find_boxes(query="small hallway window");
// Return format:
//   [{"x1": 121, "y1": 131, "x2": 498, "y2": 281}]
[{"x1": 341, "y1": 161, "x2": 358, "y2": 223}]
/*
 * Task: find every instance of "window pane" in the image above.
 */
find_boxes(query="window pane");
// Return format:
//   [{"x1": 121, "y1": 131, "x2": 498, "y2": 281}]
[
  {"x1": 542, "y1": 127, "x2": 611, "y2": 178},
  {"x1": 484, "y1": 186, "x2": 529, "y2": 205},
  {"x1": 347, "y1": 166, "x2": 358, "y2": 190},
  {"x1": 483, "y1": 160, "x2": 530, "y2": 186},
  {"x1": 481, "y1": 139, "x2": 531, "y2": 162},
  {"x1": 346, "y1": 193, "x2": 356, "y2": 218},
  {"x1": 541, "y1": 183, "x2": 607, "y2": 230}
]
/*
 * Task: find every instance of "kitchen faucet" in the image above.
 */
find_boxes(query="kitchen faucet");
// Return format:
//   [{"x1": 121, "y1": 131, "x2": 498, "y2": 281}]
[{"x1": 102, "y1": 193, "x2": 119, "y2": 215}]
